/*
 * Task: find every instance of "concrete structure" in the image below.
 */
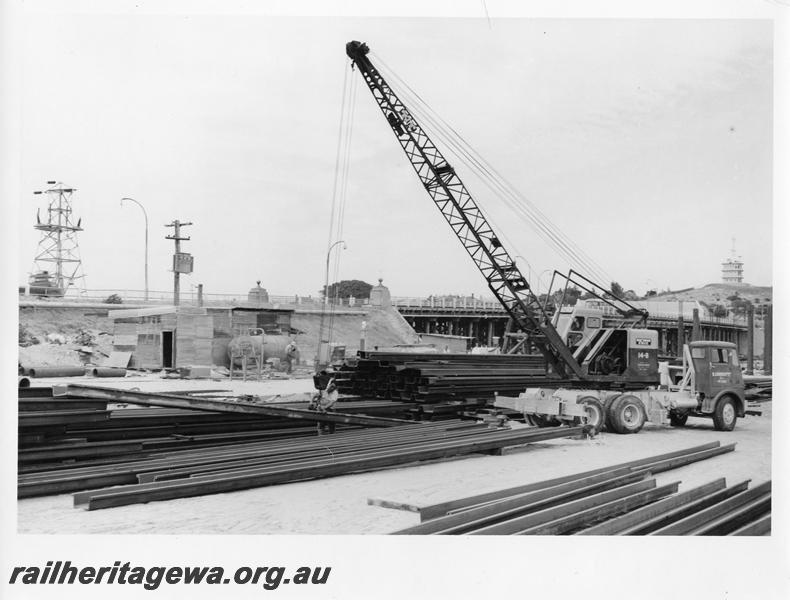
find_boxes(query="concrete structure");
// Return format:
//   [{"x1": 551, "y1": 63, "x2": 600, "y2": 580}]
[
  {"x1": 108, "y1": 305, "x2": 294, "y2": 369},
  {"x1": 369, "y1": 279, "x2": 392, "y2": 308}
]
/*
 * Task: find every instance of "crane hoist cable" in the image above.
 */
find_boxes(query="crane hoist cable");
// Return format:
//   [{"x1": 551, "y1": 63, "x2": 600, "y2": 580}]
[
  {"x1": 319, "y1": 64, "x2": 356, "y2": 354},
  {"x1": 380, "y1": 57, "x2": 610, "y2": 284},
  {"x1": 372, "y1": 52, "x2": 613, "y2": 286},
  {"x1": 375, "y1": 53, "x2": 605, "y2": 279},
  {"x1": 327, "y1": 72, "x2": 358, "y2": 346}
]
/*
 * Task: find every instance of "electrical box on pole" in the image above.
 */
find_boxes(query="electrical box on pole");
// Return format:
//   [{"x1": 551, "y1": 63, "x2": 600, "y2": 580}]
[{"x1": 165, "y1": 220, "x2": 193, "y2": 306}]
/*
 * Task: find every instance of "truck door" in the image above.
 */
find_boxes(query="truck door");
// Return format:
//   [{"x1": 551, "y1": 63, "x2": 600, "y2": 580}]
[
  {"x1": 709, "y1": 347, "x2": 735, "y2": 396},
  {"x1": 690, "y1": 345, "x2": 711, "y2": 393}
]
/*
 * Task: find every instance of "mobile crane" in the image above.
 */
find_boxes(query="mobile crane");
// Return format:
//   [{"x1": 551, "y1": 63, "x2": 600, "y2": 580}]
[{"x1": 345, "y1": 40, "x2": 746, "y2": 433}]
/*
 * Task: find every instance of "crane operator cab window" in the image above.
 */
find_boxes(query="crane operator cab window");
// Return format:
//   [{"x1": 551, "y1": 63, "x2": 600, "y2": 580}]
[{"x1": 567, "y1": 316, "x2": 585, "y2": 348}]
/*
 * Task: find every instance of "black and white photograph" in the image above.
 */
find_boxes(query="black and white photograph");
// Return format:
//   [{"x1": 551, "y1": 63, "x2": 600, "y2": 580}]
[{"x1": 2, "y1": 1, "x2": 788, "y2": 598}]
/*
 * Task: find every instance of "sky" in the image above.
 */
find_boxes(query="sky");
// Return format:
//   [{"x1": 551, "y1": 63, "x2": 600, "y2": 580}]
[{"x1": 13, "y1": 9, "x2": 774, "y2": 300}]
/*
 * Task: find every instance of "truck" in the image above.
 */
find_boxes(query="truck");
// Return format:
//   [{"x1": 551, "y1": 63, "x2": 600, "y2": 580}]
[{"x1": 345, "y1": 40, "x2": 746, "y2": 433}]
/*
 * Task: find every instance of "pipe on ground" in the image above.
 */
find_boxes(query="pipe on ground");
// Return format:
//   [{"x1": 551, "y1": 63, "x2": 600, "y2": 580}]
[
  {"x1": 90, "y1": 367, "x2": 128, "y2": 378},
  {"x1": 27, "y1": 366, "x2": 87, "y2": 378},
  {"x1": 18, "y1": 376, "x2": 31, "y2": 388}
]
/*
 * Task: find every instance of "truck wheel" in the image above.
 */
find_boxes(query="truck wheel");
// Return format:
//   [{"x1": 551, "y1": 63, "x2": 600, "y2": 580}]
[
  {"x1": 576, "y1": 396, "x2": 605, "y2": 435},
  {"x1": 608, "y1": 394, "x2": 646, "y2": 434},
  {"x1": 669, "y1": 411, "x2": 688, "y2": 427},
  {"x1": 603, "y1": 393, "x2": 621, "y2": 432},
  {"x1": 713, "y1": 396, "x2": 737, "y2": 431}
]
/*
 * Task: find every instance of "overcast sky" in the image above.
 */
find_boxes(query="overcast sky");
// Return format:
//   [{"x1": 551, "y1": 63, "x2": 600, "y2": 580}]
[{"x1": 15, "y1": 11, "x2": 773, "y2": 299}]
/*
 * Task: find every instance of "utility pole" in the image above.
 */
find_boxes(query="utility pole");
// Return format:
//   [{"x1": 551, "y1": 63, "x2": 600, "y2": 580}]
[{"x1": 165, "y1": 220, "x2": 193, "y2": 306}]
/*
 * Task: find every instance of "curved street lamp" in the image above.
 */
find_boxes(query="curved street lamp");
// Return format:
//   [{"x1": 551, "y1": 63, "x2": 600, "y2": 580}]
[
  {"x1": 512, "y1": 254, "x2": 533, "y2": 287},
  {"x1": 121, "y1": 197, "x2": 149, "y2": 301},
  {"x1": 536, "y1": 269, "x2": 553, "y2": 297}
]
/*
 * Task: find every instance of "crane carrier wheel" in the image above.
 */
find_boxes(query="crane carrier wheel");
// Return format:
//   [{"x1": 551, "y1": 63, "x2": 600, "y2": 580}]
[
  {"x1": 607, "y1": 394, "x2": 647, "y2": 434},
  {"x1": 574, "y1": 396, "x2": 605, "y2": 435}
]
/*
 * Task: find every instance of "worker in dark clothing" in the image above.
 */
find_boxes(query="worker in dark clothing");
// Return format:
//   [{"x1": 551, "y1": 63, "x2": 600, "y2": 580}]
[{"x1": 309, "y1": 378, "x2": 339, "y2": 435}]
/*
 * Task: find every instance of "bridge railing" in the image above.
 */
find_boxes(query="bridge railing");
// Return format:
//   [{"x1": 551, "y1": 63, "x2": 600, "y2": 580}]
[
  {"x1": 18, "y1": 288, "x2": 370, "y2": 310},
  {"x1": 391, "y1": 296, "x2": 504, "y2": 311}
]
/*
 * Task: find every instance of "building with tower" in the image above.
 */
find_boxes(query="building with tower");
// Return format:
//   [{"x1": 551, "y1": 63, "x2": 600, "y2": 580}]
[{"x1": 721, "y1": 238, "x2": 744, "y2": 284}]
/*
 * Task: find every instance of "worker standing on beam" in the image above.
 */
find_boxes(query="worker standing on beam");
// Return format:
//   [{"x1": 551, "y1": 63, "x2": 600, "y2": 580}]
[{"x1": 310, "y1": 377, "x2": 339, "y2": 435}]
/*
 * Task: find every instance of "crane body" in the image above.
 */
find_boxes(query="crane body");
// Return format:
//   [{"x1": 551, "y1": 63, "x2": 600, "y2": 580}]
[{"x1": 346, "y1": 40, "x2": 746, "y2": 433}]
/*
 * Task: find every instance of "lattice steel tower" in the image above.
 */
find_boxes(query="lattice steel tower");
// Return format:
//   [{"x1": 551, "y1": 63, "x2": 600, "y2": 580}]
[{"x1": 30, "y1": 181, "x2": 86, "y2": 296}]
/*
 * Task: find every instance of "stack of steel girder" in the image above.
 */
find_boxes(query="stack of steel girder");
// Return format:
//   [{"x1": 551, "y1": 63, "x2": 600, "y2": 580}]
[
  {"x1": 18, "y1": 385, "x2": 424, "y2": 466},
  {"x1": 385, "y1": 441, "x2": 770, "y2": 535},
  {"x1": 329, "y1": 351, "x2": 549, "y2": 402},
  {"x1": 18, "y1": 422, "x2": 585, "y2": 509}
]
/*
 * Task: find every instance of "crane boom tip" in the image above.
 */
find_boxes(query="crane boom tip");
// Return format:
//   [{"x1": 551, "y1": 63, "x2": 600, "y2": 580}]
[{"x1": 346, "y1": 40, "x2": 369, "y2": 60}]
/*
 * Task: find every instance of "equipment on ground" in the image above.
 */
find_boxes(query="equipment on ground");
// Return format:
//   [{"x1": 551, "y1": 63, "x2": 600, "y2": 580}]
[{"x1": 346, "y1": 40, "x2": 746, "y2": 433}]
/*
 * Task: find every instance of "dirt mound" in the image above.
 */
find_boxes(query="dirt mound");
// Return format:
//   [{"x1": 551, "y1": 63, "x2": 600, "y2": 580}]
[{"x1": 18, "y1": 344, "x2": 84, "y2": 368}]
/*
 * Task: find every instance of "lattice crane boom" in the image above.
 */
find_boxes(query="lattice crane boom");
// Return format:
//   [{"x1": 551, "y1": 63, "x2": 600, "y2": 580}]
[{"x1": 346, "y1": 41, "x2": 584, "y2": 379}]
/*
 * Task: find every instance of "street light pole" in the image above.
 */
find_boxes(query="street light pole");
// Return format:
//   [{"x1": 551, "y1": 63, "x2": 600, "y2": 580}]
[
  {"x1": 316, "y1": 240, "x2": 346, "y2": 370},
  {"x1": 121, "y1": 197, "x2": 149, "y2": 301}
]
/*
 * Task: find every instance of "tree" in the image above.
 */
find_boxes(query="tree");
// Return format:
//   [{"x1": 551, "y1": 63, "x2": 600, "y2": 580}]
[
  {"x1": 711, "y1": 304, "x2": 729, "y2": 318},
  {"x1": 551, "y1": 286, "x2": 582, "y2": 307},
  {"x1": 104, "y1": 293, "x2": 123, "y2": 304},
  {"x1": 322, "y1": 279, "x2": 373, "y2": 300},
  {"x1": 610, "y1": 281, "x2": 625, "y2": 298},
  {"x1": 644, "y1": 289, "x2": 657, "y2": 298},
  {"x1": 729, "y1": 297, "x2": 753, "y2": 317}
]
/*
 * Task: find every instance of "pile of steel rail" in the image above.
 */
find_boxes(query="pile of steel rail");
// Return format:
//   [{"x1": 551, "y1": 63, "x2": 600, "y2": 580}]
[
  {"x1": 382, "y1": 442, "x2": 770, "y2": 535},
  {"x1": 743, "y1": 375, "x2": 772, "y2": 402},
  {"x1": 327, "y1": 351, "x2": 550, "y2": 403},
  {"x1": 19, "y1": 385, "x2": 413, "y2": 455},
  {"x1": 18, "y1": 384, "x2": 589, "y2": 510}
]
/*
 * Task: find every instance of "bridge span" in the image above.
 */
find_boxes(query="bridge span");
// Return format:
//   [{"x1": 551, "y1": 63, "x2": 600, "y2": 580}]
[{"x1": 392, "y1": 296, "x2": 749, "y2": 356}]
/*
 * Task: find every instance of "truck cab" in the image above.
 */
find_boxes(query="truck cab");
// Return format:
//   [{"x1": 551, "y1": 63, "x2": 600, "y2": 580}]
[{"x1": 688, "y1": 341, "x2": 745, "y2": 427}]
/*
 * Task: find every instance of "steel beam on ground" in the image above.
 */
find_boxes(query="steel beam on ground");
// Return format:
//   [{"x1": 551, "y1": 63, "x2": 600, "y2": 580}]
[
  {"x1": 728, "y1": 514, "x2": 771, "y2": 536},
  {"x1": 575, "y1": 478, "x2": 727, "y2": 535},
  {"x1": 518, "y1": 481, "x2": 680, "y2": 535},
  {"x1": 79, "y1": 426, "x2": 585, "y2": 510},
  {"x1": 469, "y1": 477, "x2": 657, "y2": 535},
  {"x1": 53, "y1": 384, "x2": 413, "y2": 428},
  {"x1": 649, "y1": 481, "x2": 770, "y2": 536},
  {"x1": 684, "y1": 493, "x2": 771, "y2": 535},
  {"x1": 603, "y1": 480, "x2": 751, "y2": 535},
  {"x1": 392, "y1": 469, "x2": 644, "y2": 535},
  {"x1": 415, "y1": 442, "x2": 721, "y2": 521},
  {"x1": 629, "y1": 444, "x2": 736, "y2": 475}
]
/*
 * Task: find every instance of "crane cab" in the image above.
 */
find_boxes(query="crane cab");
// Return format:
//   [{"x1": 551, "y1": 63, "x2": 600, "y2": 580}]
[{"x1": 554, "y1": 303, "x2": 658, "y2": 384}]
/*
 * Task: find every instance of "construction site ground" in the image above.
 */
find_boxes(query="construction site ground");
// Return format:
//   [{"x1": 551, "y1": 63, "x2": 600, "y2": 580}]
[{"x1": 16, "y1": 374, "x2": 773, "y2": 535}]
